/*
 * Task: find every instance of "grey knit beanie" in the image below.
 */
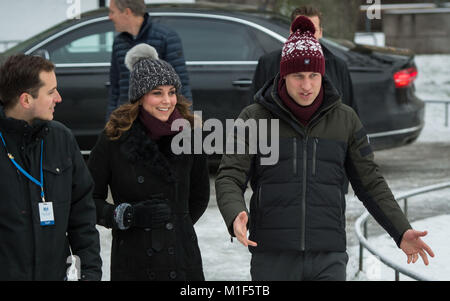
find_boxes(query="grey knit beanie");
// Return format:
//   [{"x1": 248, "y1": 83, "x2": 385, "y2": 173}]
[{"x1": 125, "y1": 43, "x2": 182, "y2": 103}]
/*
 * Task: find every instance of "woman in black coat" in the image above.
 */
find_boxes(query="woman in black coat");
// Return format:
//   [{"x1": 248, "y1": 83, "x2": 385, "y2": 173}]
[{"x1": 88, "y1": 44, "x2": 210, "y2": 281}]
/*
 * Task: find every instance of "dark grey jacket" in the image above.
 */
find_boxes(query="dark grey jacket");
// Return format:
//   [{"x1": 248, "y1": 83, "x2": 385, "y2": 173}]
[
  {"x1": 107, "y1": 13, "x2": 192, "y2": 119},
  {"x1": 216, "y1": 75, "x2": 410, "y2": 253},
  {"x1": 0, "y1": 109, "x2": 102, "y2": 280}
]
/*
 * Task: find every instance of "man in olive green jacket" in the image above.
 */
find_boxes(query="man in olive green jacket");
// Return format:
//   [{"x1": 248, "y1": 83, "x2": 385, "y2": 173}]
[{"x1": 215, "y1": 16, "x2": 434, "y2": 281}]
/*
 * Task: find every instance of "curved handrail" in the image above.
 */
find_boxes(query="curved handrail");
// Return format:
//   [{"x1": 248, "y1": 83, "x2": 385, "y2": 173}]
[{"x1": 355, "y1": 181, "x2": 450, "y2": 281}]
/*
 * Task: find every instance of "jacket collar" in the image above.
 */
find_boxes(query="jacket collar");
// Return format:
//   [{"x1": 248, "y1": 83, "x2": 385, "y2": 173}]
[
  {"x1": 0, "y1": 106, "x2": 50, "y2": 142},
  {"x1": 118, "y1": 118, "x2": 177, "y2": 183},
  {"x1": 135, "y1": 13, "x2": 151, "y2": 40},
  {"x1": 121, "y1": 13, "x2": 152, "y2": 41}
]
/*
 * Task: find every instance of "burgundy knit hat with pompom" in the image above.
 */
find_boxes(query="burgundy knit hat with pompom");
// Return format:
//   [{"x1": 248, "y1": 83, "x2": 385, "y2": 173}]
[{"x1": 280, "y1": 16, "x2": 325, "y2": 78}]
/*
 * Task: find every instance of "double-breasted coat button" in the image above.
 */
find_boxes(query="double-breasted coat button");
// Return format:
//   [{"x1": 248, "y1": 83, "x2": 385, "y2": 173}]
[
  {"x1": 137, "y1": 176, "x2": 145, "y2": 184},
  {"x1": 146, "y1": 249, "x2": 153, "y2": 257},
  {"x1": 166, "y1": 222, "x2": 174, "y2": 230},
  {"x1": 169, "y1": 271, "x2": 177, "y2": 280},
  {"x1": 152, "y1": 240, "x2": 162, "y2": 252},
  {"x1": 168, "y1": 247, "x2": 175, "y2": 255},
  {"x1": 147, "y1": 270, "x2": 156, "y2": 280}
]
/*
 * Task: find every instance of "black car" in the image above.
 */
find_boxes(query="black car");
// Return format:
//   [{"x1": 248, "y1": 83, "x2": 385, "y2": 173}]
[{"x1": 0, "y1": 3, "x2": 424, "y2": 154}]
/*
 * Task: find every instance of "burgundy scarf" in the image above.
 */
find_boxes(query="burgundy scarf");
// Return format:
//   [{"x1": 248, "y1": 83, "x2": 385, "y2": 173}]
[
  {"x1": 139, "y1": 106, "x2": 184, "y2": 141},
  {"x1": 277, "y1": 78, "x2": 323, "y2": 126}
]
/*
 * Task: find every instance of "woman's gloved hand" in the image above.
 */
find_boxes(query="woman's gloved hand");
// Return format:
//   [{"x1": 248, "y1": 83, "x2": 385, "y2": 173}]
[
  {"x1": 132, "y1": 198, "x2": 172, "y2": 228},
  {"x1": 113, "y1": 199, "x2": 171, "y2": 230}
]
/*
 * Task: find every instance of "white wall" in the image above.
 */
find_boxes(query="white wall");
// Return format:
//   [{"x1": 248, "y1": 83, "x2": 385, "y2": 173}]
[
  {"x1": 0, "y1": 0, "x2": 195, "y2": 52},
  {"x1": 0, "y1": 0, "x2": 99, "y2": 51}
]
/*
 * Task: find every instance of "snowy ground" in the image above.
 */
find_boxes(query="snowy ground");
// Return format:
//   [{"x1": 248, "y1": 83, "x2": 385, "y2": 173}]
[
  {"x1": 346, "y1": 54, "x2": 450, "y2": 281},
  {"x1": 97, "y1": 54, "x2": 450, "y2": 281}
]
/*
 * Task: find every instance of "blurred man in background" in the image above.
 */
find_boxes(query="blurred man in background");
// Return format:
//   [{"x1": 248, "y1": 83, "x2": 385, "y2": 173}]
[{"x1": 251, "y1": 5, "x2": 358, "y2": 115}]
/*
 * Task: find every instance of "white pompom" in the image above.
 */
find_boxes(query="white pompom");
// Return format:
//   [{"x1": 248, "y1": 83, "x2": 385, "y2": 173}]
[{"x1": 125, "y1": 44, "x2": 159, "y2": 71}]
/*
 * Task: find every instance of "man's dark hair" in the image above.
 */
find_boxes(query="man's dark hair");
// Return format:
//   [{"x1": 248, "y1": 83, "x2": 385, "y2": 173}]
[
  {"x1": 290, "y1": 5, "x2": 323, "y2": 25},
  {"x1": 0, "y1": 54, "x2": 54, "y2": 110},
  {"x1": 113, "y1": 0, "x2": 146, "y2": 16}
]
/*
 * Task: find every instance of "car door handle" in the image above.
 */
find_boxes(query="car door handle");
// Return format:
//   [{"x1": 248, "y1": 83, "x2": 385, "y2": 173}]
[
  {"x1": 105, "y1": 81, "x2": 111, "y2": 87},
  {"x1": 232, "y1": 79, "x2": 252, "y2": 87}
]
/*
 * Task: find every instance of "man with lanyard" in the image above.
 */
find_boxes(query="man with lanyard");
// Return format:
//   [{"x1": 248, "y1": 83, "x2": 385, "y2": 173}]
[{"x1": 0, "y1": 54, "x2": 102, "y2": 280}]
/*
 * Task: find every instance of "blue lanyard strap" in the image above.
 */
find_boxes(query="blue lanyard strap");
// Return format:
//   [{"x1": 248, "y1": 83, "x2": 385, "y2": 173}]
[{"x1": 0, "y1": 131, "x2": 45, "y2": 202}]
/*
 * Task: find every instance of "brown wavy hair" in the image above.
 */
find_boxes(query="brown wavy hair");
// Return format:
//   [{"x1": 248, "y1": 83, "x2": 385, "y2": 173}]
[{"x1": 105, "y1": 94, "x2": 195, "y2": 140}]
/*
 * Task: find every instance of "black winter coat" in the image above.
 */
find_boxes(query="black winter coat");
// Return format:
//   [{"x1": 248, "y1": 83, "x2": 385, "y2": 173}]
[
  {"x1": 250, "y1": 45, "x2": 359, "y2": 115},
  {"x1": 0, "y1": 110, "x2": 102, "y2": 281},
  {"x1": 88, "y1": 119, "x2": 209, "y2": 281}
]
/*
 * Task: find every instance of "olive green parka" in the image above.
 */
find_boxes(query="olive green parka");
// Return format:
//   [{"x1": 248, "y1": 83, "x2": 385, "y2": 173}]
[{"x1": 216, "y1": 75, "x2": 411, "y2": 253}]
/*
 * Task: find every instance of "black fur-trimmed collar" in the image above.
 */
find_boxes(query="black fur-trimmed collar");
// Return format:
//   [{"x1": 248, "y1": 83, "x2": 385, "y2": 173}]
[{"x1": 119, "y1": 119, "x2": 177, "y2": 183}]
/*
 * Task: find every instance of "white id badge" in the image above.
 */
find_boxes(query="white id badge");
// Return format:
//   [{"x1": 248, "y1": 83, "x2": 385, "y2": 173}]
[{"x1": 39, "y1": 202, "x2": 55, "y2": 226}]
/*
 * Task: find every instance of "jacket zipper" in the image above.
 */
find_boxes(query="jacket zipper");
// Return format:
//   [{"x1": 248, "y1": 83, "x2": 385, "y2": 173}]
[
  {"x1": 300, "y1": 136, "x2": 308, "y2": 251},
  {"x1": 312, "y1": 138, "x2": 318, "y2": 176},
  {"x1": 256, "y1": 184, "x2": 263, "y2": 229},
  {"x1": 293, "y1": 138, "x2": 297, "y2": 176},
  {"x1": 257, "y1": 185, "x2": 262, "y2": 209}
]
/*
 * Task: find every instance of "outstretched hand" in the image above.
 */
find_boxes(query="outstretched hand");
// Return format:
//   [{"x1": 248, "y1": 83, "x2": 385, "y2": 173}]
[
  {"x1": 233, "y1": 211, "x2": 257, "y2": 247},
  {"x1": 400, "y1": 229, "x2": 435, "y2": 265}
]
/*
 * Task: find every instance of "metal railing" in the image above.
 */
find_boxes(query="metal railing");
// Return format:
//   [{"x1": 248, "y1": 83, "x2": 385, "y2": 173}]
[
  {"x1": 423, "y1": 99, "x2": 450, "y2": 127},
  {"x1": 355, "y1": 181, "x2": 450, "y2": 281}
]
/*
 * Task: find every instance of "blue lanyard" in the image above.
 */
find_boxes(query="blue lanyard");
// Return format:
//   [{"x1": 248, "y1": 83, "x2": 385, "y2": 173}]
[{"x1": 0, "y1": 131, "x2": 45, "y2": 202}]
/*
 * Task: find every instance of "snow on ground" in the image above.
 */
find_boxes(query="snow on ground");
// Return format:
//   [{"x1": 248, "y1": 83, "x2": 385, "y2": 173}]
[
  {"x1": 346, "y1": 54, "x2": 450, "y2": 281},
  {"x1": 97, "y1": 54, "x2": 450, "y2": 281},
  {"x1": 415, "y1": 54, "x2": 450, "y2": 143}
]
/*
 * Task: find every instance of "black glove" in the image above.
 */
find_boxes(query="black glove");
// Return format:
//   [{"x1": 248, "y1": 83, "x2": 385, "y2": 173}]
[
  {"x1": 113, "y1": 199, "x2": 171, "y2": 230},
  {"x1": 132, "y1": 198, "x2": 172, "y2": 228}
]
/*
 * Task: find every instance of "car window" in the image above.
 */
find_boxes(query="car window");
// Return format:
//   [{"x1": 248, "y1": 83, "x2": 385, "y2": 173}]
[
  {"x1": 156, "y1": 16, "x2": 281, "y2": 61},
  {"x1": 253, "y1": 28, "x2": 283, "y2": 54},
  {"x1": 41, "y1": 20, "x2": 115, "y2": 64},
  {"x1": 50, "y1": 31, "x2": 115, "y2": 63}
]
